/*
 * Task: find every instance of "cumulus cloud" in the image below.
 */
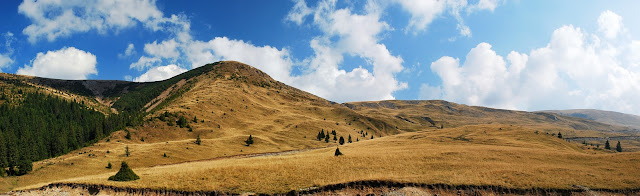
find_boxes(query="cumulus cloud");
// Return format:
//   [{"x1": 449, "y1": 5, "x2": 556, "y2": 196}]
[
  {"x1": 598, "y1": 10, "x2": 624, "y2": 39},
  {"x1": 423, "y1": 10, "x2": 640, "y2": 115},
  {"x1": 18, "y1": 0, "x2": 164, "y2": 43},
  {"x1": 17, "y1": 47, "x2": 97, "y2": 80},
  {"x1": 144, "y1": 39, "x2": 180, "y2": 59},
  {"x1": 133, "y1": 64, "x2": 187, "y2": 82},
  {"x1": 286, "y1": 0, "x2": 313, "y2": 25},
  {"x1": 0, "y1": 55, "x2": 12, "y2": 73}
]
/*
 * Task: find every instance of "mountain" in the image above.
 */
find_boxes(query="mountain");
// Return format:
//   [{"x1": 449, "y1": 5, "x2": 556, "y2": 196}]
[
  {"x1": 1, "y1": 61, "x2": 639, "y2": 194},
  {"x1": 543, "y1": 109, "x2": 640, "y2": 130}
]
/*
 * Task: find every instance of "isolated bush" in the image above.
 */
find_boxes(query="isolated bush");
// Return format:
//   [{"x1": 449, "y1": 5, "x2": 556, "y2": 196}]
[
  {"x1": 334, "y1": 148, "x2": 343, "y2": 156},
  {"x1": 106, "y1": 162, "x2": 112, "y2": 169},
  {"x1": 557, "y1": 132, "x2": 562, "y2": 139},
  {"x1": 245, "y1": 135, "x2": 254, "y2": 146},
  {"x1": 108, "y1": 162, "x2": 140, "y2": 181},
  {"x1": 339, "y1": 136, "x2": 345, "y2": 145},
  {"x1": 177, "y1": 116, "x2": 188, "y2": 128},
  {"x1": 195, "y1": 135, "x2": 202, "y2": 145}
]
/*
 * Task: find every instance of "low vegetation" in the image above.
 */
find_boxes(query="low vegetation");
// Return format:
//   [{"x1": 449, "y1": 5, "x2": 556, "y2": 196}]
[{"x1": 108, "y1": 162, "x2": 139, "y2": 181}]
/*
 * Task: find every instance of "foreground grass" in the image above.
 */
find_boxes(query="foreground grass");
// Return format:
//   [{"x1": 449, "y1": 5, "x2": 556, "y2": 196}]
[{"x1": 44, "y1": 124, "x2": 640, "y2": 194}]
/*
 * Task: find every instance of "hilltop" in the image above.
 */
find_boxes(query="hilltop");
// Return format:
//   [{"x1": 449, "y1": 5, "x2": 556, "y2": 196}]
[{"x1": 1, "y1": 61, "x2": 639, "y2": 195}]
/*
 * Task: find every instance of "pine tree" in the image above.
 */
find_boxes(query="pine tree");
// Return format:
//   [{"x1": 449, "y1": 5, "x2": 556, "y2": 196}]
[
  {"x1": 331, "y1": 130, "x2": 336, "y2": 136},
  {"x1": 245, "y1": 135, "x2": 254, "y2": 146},
  {"x1": 125, "y1": 130, "x2": 131, "y2": 140},
  {"x1": 339, "y1": 136, "x2": 345, "y2": 145},
  {"x1": 125, "y1": 146, "x2": 130, "y2": 157},
  {"x1": 193, "y1": 116, "x2": 198, "y2": 123},
  {"x1": 334, "y1": 148, "x2": 343, "y2": 156},
  {"x1": 348, "y1": 135, "x2": 352, "y2": 143},
  {"x1": 616, "y1": 141, "x2": 622, "y2": 152},
  {"x1": 325, "y1": 134, "x2": 330, "y2": 143},
  {"x1": 371, "y1": 135, "x2": 374, "y2": 139},
  {"x1": 333, "y1": 134, "x2": 337, "y2": 142},
  {"x1": 195, "y1": 135, "x2": 201, "y2": 145},
  {"x1": 108, "y1": 162, "x2": 140, "y2": 181},
  {"x1": 605, "y1": 140, "x2": 611, "y2": 150},
  {"x1": 557, "y1": 132, "x2": 562, "y2": 139},
  {"x1": 106, "y1": 162, "x2": 112, "y2": 169}
]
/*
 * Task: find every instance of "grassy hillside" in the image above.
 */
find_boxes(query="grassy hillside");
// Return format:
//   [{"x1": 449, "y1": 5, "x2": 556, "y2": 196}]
[{"x1": 1, "y1": 61, "x2": 639, "y2": 194}]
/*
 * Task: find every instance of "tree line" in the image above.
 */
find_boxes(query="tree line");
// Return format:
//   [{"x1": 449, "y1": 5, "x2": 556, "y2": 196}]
[{"x1": 0, "y1": 92, "x2": 132, "y2": 176}]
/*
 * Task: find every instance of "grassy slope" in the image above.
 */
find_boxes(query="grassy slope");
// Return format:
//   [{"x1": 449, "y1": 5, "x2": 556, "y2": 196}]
[
  {"x1": 40, "y1": 125, "x2": 640, "y2": 194},
  {"x1": 2, "y1": 61, "x2": 639, "y2": 193}
]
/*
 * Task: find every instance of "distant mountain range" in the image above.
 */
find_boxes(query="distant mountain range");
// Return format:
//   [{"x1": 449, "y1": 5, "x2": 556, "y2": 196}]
[{"x1": 542, "y1": 109, "x2": 640, "y2": 130}]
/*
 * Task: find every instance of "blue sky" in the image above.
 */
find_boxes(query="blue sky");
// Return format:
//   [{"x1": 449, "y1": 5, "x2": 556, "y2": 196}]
[{"x1": 1, "y1": 0, "x2": 640, "y2": 115}]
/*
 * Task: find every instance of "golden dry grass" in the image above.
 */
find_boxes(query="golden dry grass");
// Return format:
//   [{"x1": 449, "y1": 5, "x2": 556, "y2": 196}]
[
  {"x1": 7, "y1": 124, "x2": 640, "y2": 194},
  {"x1": 3, "y1": 62, "x2": 640, "y2": 194}
]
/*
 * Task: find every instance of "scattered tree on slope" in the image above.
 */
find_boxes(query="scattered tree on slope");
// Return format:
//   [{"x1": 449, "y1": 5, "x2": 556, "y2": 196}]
[{"x1": 108, "y1": 162, "x2": 140, "y2": 181}]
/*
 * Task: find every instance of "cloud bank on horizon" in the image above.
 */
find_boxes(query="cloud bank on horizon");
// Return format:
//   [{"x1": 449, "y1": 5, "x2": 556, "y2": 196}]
[{"x1": 2, "y1": 0, "x2": 640, "y2": 115}]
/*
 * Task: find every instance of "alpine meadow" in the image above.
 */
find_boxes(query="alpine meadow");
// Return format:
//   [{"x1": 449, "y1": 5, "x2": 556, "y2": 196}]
[{"x1": 1, "y1": 1, "x2": 640, "y2": 195}]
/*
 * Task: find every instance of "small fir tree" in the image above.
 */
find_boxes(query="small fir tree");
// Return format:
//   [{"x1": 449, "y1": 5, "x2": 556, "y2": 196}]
[
  {"x1": 325, "y1": 134, "x2": 330, "y2": 143},
  {"x1": 348, "y1": 135, "x2": 352, "y2": 143},
  {"x1": 125, "y1": 146, "x2": 130, "y2": 157},
  {"x1": 245, "y1": 135, "x2": 254, "y2": 146},
  {"x1": 333, "y1": 134, "x2": 337, "y2": 142},
  {"x1": 334, "y1": 148, "x2": 343, "y2": 156},
  {"x1": 339, "y1": 136, "x2": 345, "y2": 145},
  {"x1": 195, "y1": 135, "x2": 202, "y2": 145},
  {"x1": 106, "y1": 162, "x2": 112, "y2": 169},
  {"x1": 616, "y1": 141, "x2": 622, "y2": 152},
  {"x1": 605, "y1": 140, "x2": 611, "y2": 150},
  {"x1": 193, "y1": 116, "x2": 198, "y2": 123},
  {"x1": 108, "y1": 162, "x2": 140, "y2": 181},
  {"x1": 557, "y1": 132, "x2": 562, "y2": 139},
  {"x1": 125, "y1": 130, "x2": 131, "y2": 140}
]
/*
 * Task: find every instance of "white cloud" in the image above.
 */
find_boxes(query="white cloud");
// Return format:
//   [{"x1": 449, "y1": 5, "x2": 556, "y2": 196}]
[
  {"x1": 0, "y1": 32, "x2": 15, "y2": 72},
  {"x1": 0, "y1": 55, "x2": 13, "y2": 73},
  {"x1": 18, "y1": 0, "x2": 164, "y2": 43},
  {"x1": 286, "y1": 0, "x2": 313, "y2": 25},
  {"x1": 17, "y1": 47, "x2": 97, "y2": 80},
  {"x1": 144, "y1": 39, "x2": 180, "y2": 59},
  {"x1": 118, "y1": 43, "x2": 136, "y2": 58},
  {"x1": 393, "y1": 0, "x2": 498, "y2": 35},
  {"x1": 423, "y1": 10, "x2": 640, "y2": 115},
  {"x1": 133, "y1": 64, "x2": 187, "y2": 82},
  {"x1": 130, "y1": 56, "x2": 161, "y2": 71},
  {"x1": 598, "y1": 10, "x2": 624, "y2": 39}
]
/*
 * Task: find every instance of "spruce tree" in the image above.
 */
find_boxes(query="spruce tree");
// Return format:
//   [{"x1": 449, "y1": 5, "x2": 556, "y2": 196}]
[
  {"x1": 334, "y1": 148, "x2": 343, "y2": 156},
  {"x1": 106, "y1": 162, "x2": 112, "y2": 169},
  {"x1": 245, "y1": 135, "x2": 254, "y2": 146},
  {"x1": 605, "y1": 140, "x2": 611, "y2": 150},
  {"x1": 348, "y1": 135, "x2": 352, "y2": 143},
  {"x1": 108, "y1": 162, "x2": 140, "y2": 181},
  {"x1": 557, "y1": 132, "x2": 562, "y2": 139},
  {"x1": 339, "y1": 136, "x2": 345, "y2": 145},
  {"x1": 193, "y1": 116, "x2": 198, "y2": 123},
  {"x1": 195, "y1": 135, "x2": 201, "y2": 145},
  {"x1": 333, "y1": 134, "x2": 337, "y2": 142},
  {"x1": 125, "y1": 146, "x2": 130, "y2": 157},
  {"x1": 616, "y1": 141, "x2": 622, "y2": 152},
  {"x1": 325, "y1": 134, "x2": 330, "y2": 143}
]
